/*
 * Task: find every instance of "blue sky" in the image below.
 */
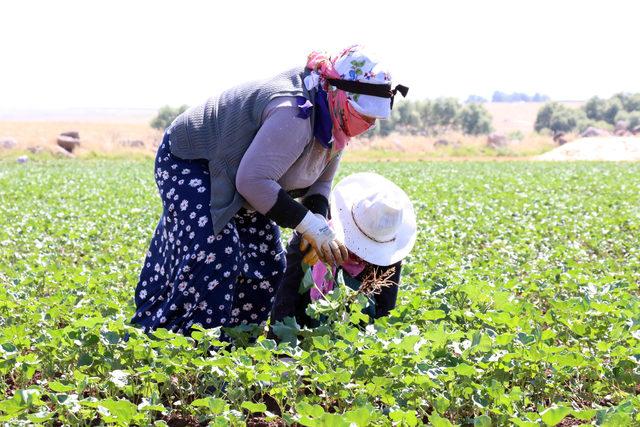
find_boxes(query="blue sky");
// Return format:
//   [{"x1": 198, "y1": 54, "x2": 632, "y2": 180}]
[{"x1": 2, "y1": 0, "x2": 638, "y2": 109}]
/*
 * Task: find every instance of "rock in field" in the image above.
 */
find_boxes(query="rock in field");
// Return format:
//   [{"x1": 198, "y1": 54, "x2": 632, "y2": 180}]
[
  {"x1": 486, "y1": 133, "x2": 508, "y2": 148},
  {"x1": 27, "y1": 145, "x2": 44, "y2": 154},
  {"x1": 54, "y1": 145, "x2": 75, "y2": 158},
  {"x1": 0, "y1": 137, "x2": 17, "y2": 149},
  {"x1": 60, "y1": 131, "x2": 80, "y2": 139},
  {"x1": 119, "y1": 139, "x2": 145, "y2": 148},
  {"x1": 57, "y1": 133, "x2": 80, "y2": 153},
  {"x1": 580, "y1": 127, "x2": 610, "y2": 138}
]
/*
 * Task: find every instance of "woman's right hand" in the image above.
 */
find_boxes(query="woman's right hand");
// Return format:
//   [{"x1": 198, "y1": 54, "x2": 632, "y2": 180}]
[
  {"x1": 295, "y1": 212, "x2": 348, "y2": 266},
  {"x1": 300, "y1": 238, "x2": 320, "y2": 266}
]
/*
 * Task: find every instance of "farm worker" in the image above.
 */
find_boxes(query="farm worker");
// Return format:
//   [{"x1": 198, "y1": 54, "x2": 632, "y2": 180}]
[
  {"x1": 131, "y1": 46, "x2": 409, "y2": 335},
  {"x1": 269, "y1": 172, "x2": 417, "y2": 329}
]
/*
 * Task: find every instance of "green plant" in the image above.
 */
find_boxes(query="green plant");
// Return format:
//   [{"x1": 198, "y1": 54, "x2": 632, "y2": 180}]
[
  {"x1": 458, "y1": 104, "x2": 493, "y2": 136},
  {"x1": 535, "y1": 102, "x2": 586, "y2": 133},
  {"x1": 1, "y1": 159, "x2": 639, "y2": 425},
  {"x1": 150, "y1": 104, "x2": 189, "y2": 130}
]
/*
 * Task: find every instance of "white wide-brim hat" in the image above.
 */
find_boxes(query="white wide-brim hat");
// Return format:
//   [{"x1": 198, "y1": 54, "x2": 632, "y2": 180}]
[{"x1": 330, "y1": 172, "x2": 417, "y2": 266}]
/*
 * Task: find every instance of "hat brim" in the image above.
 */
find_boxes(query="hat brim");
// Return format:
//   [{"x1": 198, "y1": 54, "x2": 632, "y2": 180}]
[{"x1": 330, "y1": 172, "x2": 417, "y2": 266}]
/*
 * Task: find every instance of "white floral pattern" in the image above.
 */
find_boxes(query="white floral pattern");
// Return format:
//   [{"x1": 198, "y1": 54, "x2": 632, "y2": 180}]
[{"x1": 133, "y1": 133, "x2": 286, "y2": 336}]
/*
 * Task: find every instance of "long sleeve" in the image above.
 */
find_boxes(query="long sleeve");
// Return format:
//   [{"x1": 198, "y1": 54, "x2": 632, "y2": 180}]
[
  {"x1": 236, "y1": 105, "x2": 311, "y2": 228},
  {"x1": 301, "y1": 153, "x2": 342, "y2": 218},
  {"x1": 306, "y1": 153, "x2": 341, "y2": 200}
]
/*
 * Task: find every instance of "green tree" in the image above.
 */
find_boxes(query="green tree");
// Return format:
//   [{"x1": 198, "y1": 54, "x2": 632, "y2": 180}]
[
  {"x1": 431, "y1": 98, "x2": 461, "y2": 132},
  {"x1": 150, "y1": 104, "x2": 189, "y2": 130},
  {"x1": 603, "y1": 98, "x2": 623, "y2": 125},
  {"x1": 535, "y1": 102, "x2": 585, "y2": 133},
  {"x1": 395, "y1": 101, "x2": 421, "y2": 134},
  {"x1": 583, "y1": 97, "x2": 607, "y2": 121},
  {"x1": 458, "y1": 103, "x2": 493, "y2": 135},
  {"x1": 613, "y1": 92, "x2": 640, "y2": 112},
  {"x1": 416, "y1": 100, "x2": 437, "y2": 135},
  {"x1": 615, "y1": 110, "x2": 640, "y2": 130}
]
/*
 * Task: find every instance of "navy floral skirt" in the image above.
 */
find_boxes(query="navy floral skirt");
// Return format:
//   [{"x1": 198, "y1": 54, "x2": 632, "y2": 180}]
[{"x1": 131, "y1": 132, "x2": 286, "y2": 334}]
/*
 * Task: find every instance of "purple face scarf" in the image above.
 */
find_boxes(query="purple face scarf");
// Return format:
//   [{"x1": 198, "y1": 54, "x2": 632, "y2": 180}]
[{"x1": 296, "y1": 86, "x2": 333, "y2": 149}]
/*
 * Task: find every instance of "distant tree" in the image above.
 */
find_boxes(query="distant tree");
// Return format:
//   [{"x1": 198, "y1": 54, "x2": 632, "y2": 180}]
[
  {"x1": 628, "y1": 111, "x2": 640, "y2": 130},
  {"x1": 150, "y1": 104, "x2": 189, "y2": 130},
  {"x1": 431, "y1": 98, "x2": 461, "y2": 132},
  {"x1": 492, "y1": 91, "x2": 507, "y2": 102},
  {"x1": 395, "y1": 101, "x2": 421, "y2": 133},
  {"x1": 613, "y1": 92, "x2": 640, "y2": 113},
  {"x1": 535, "y1": 102, "x2": 585, "y2": 133},
  {"x1": 615, "y1": 110, "x2": 640, "y2": 130},
  {"x1": 625, "y1": 93, "x2": 640, "y2": 112},
  {"x1": 531, "y1": 93, "x2": 550, "y2": 102},
  {"x1": 492, "y1": 91, "x2": 549, "y2": 102},
  {"x1": 368, "y1": 105, "x2": 401, "y2": 137},
  {"x1": 458, "y1": 103, "x2": 492, "y2": 135},
  {"x1": 417, "y1": 100, "x2": 436, "y2": 134},
  {"x1": 583, "y1": 97, "x2": 607, "y2": 121},
  {"x1": 466, "y1": 95, "x2": 487, "y2": 104},
  {"x1": 602, "y1": 98, "x2": 623, "y2": 125},
  {"x1": 583, "y1": 94, "x2": 640, "y2": 126}
]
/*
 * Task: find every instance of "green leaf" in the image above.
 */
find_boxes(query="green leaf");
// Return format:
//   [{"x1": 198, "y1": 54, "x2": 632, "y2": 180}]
[
  {"x1": 571, "y1": 408, "x2": 597, "y2": 421},
  {"x1": 241, "y1": 401, "x2": 266, "y2": 413},
  {"x1": 0, "y1": 389, "x2": 44, "y2": 414},
  {"x1": 137, "y1": 399, "x2": 166, "y2": 412},
  {"x1": 271, "y1": 316, "x2": 300, "y2": 346},
  {"x1": 509, "y1": 419, "x2": 538, "y2": 427},
  {"x1": 474, "y1": 414, "x2": 492, "y2": 427},
  {"x1": 312, "y1": 335, "x2": 331, "y2": 351},
  {"x1": 453, "y1": 363, "x2": 477, "y2": 376},
  {"x1": 423, "y1": 310, "x2": 446, "y2": 320},
  {"x1": 299, "y1": 265, "x2": 315, "y2": 293},
  {"x1": 77, "y1": 352, "x2": 93, "y2": 367},
  {"x1": 540, "y1": 405, "x2": 571, "y2": 426},
  {"x1": 429, "y1": 413, "x2": 453, "y2": 427},
  {"x1": 97, "y1": 398, "x2": 138, "y2": 424},
  {"x1": 191, "y1": 397, "x2": 227, "y2": 414},
  {"x1": 297, "y1": 401, "x2": 325, "y2": 419},
  {"x1": 48, "y1": 381, "x2": 75, "y2": 393},
  {"x1": 26, "y1": 409, "x2": 54, "y2": 422},
  {"x1": 434, "y1": 396, "x2": 450, "y2": 414},
  {"x1": 344, "y1": 406, "x2": 373, "y2": 426},
  {"x1": 390, "y1": 409, "x2": 418, "y2": 426},
  {"x1": 399, "y1": 335, "x2": 420, "y2": 352}
]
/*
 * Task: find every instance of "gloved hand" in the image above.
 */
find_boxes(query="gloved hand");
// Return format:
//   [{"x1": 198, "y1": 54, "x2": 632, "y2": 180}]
[
  {"x1": 295, "y1": 212, "x2": 348, "y2": 266},
  {"x1": 300, "y1": 237, "x2": 319, "y2": 266}
]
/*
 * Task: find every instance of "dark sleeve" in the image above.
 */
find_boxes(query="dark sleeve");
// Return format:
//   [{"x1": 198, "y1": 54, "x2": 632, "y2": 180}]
[
  {"x1": 266, "y1": 189, "x2": 308, "y2": 229},
  {"x1": 302, "y1": 194, "x2": 329, "y2": 218},
  {"x1": 356, "y1": 261, "x2": 402, "y2": 318}
]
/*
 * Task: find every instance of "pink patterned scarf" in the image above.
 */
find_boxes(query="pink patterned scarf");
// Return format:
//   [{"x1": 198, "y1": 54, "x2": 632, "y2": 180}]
[{"x1": 306, "y1": 49, "x2": 374, "y2": 151}]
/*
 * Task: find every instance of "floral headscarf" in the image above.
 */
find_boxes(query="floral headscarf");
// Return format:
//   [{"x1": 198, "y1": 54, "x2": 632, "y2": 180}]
[{"x1": 305, "y1": 45, "x2": 393, "y2": 151}]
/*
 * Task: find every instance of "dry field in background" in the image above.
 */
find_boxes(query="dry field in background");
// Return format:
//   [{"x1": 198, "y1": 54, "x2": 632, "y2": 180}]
[{"x1": 0, "y1": 102, "x2": 570, "y2": 160}]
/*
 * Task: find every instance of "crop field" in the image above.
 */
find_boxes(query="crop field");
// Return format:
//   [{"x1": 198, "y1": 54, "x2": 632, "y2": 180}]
[{"x1": 0, "y1": 159, "x2": 639, "y2": 426}]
